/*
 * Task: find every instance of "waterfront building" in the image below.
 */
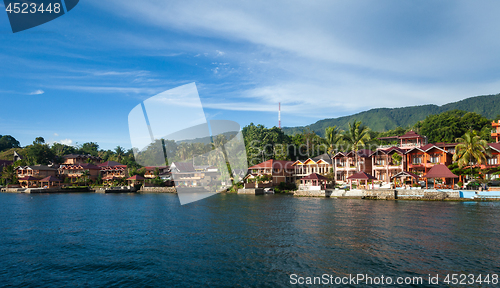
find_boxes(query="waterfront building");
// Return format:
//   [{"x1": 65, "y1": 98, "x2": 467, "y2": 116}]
[
  {"x1": 144, "y1": 166, "x2": 170, "y2": 179},
  {"x1": 58, "y1": 163, "x2": 101, "y2": 181},
  {"x1": 370, "y1": 147, "x2": 405, "y2": 183},
  {"x1": 246, "y1": 159, "x2": 294, "y2": 187},
  {"x1": 99, "y1": 161, "x2": 128, "y2": 181},
  {"x1": 170, "y1": 162, "x2": 220, "y2": 187},
  {"x1": 17, "y1": 165, "x2": 58, "y2": 179},
  {"x1": 292, "y1": 153, "x2": 332, "y2": 182},
  {"x1": 333, "y1": 149, "x2": 373, "y2": 183},
  {"x1": 405, "y1": 144, "x2": 454, "y2": 176}
]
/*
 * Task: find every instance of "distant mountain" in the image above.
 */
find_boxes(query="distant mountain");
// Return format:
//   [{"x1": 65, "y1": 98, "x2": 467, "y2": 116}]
[{"x1": 282, "y1": 93, "x2": 500, "y2": 136}]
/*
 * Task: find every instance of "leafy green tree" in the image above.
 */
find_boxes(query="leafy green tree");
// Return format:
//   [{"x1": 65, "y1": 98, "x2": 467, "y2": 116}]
[
  {"x1": 34, "y1": 137, "x2": 45, "y2": 145},
  {"x1": 80, "y1": 170, "x2": 90, "y2": 186},
  {"x1": 0, "y1": 135, "x2": 20, "y2": 152},
  {"x1": 342, "y1": 120, "x2": 371, "y2": 170},
  {"x1": 25, "y1": 142, "x2": 55, "y2": 165},
  {"x1": 78, "y1": 142, "x2": 99, "y2": 156},
  {"x1": 416, "y1": 110, "x2": 490, "y2": 143},
  {"x1": 1, "y1": 165, "x2": 17, "y2": 185},
  {"x1": 453, "y1": 131, "x2": 491, "y2": 180}
]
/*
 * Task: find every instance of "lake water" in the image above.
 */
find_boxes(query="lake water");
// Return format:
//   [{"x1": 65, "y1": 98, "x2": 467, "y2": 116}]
[{"x1": 0, "y1": 193, "x2": 499, "y2": 287}]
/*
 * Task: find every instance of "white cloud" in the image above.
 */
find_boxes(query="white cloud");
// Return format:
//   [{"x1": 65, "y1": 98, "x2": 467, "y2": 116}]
[
  {"x1": 54, "y1": 133, "x2": 59, "y2": 137},
  {"x1": 29, "y1": 89, "x2": 44, "y2": 95},
  {"x1": 87, "y1": 0, "x2": 500, "y2": 123},
  {"x1": 60, "y1": 139, "x2": 73, "y2": 146}
]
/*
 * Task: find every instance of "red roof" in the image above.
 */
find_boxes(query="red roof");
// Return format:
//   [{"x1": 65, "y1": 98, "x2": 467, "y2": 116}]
[
  {"x1": 300, "y1": 173, "x2": 328, "y2": 181},
  {"x1": 422, "y1": 164, "x2": 458, "y2": 178},
  {"x1": 347, "y1": 171, "x2": 377, "y2": 180},
  {"x1": 127, "y1": 175, "x2": 146, "y2": 180},
  {"x1": 489, "y1": 143, "x2": 500, "y2": 152},
  {"x1": 99, "y1": 161, "x2": 126, "y2": 167},
  {"x1": 19, "y1": 176, "x2": 39, "y2": 181},
  {"x1": 248, "y1": 159, "x2": 294, "y2": 170},
  {"x1": 39, "y1": 176, "x2": 61, "y2": 182},
  {"x1": 80, "y1": 163, "x2": 101, "y2": 170},
  {"x1": 399, "y1": 130, "x2": 424, "y2": 139},
  {"x1": 391, "y1": 171, "x2": 420, "y2": 180}
]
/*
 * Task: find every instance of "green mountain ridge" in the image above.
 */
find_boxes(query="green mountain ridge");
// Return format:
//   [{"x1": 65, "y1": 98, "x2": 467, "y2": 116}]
[{"x1": 283, "y1": 93, "x2": 500, "y2": 136}]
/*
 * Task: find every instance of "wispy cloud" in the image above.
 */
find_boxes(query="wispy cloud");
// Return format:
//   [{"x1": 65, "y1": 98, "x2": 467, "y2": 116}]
[
  {"x1": 88, "y1": 0, "x2": 500, "y2": 120},
  {"x1": 51, "y1": 85, "x2": 161, "y2": 95},
  {"x1": 29, "y1": 90, "x2": 44, "y2": 95}
]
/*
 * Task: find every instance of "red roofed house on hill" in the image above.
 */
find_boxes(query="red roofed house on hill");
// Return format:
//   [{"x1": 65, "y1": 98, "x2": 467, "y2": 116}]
[
  {"x1": 377, "y1": 130, "x2": 427, "y2": 150},
  {"x1": 62, "y1": 154, "x2": 102, "y2": 165}
]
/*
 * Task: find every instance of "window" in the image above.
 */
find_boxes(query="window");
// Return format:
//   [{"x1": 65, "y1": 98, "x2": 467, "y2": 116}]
[
  {"x1": 430, "y1": 155, "x2": 440, "y2": 164},
  {"x1": 488, "y1": 157, "x2": 498, "y2": 165},
  {"x1": 412, "y1": 156, "x2": 422, "y2": 164}
]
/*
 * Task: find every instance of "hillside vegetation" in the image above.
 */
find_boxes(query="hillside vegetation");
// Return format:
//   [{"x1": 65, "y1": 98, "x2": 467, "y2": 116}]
[{"x1": 283, "y1": 93, "x2": 500, "y2": 136}]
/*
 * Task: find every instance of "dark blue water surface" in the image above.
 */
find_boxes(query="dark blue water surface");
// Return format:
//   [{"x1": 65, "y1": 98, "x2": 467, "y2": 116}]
[{"x1": 0, "y1": 193, "x2": 499, "y2": 287}]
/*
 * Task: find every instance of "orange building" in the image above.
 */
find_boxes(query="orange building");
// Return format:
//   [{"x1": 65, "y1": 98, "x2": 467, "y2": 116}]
[
  {"x1": 17, "y1": 165, "x2": 58, "y2": 179},
  {"x1": 58, "y1": 163, "x2": 101, "y2": 181},
  {"x1": 492, "y1": 120, "x2": 500, "y2": 143},
  {"x1": 99, "y1": 161, "x2": 128, "y2": 181},
  {"x1": 405, "y1": 144, "x2": 454, "y2": 176},
  {"x1": 246, "y1": 159, "x2": 294, "y2": 186}
]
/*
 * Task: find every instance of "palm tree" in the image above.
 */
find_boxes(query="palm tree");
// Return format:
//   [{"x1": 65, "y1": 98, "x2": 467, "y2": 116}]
[
  {"x1": 342, "y1": 120, "x2": 371, "y2": 170},
  {"x1": 325, "y1": 126, "x2": 342, "y2": 155},
  {"x1": 80, "y1": 170, "x2": 90, "y2": 186},
  {"x1": 1, "y1": 165, "x2": 17, "y2": 185},
  {"x1": 325, "y1": 126, "x2": 342, "y2": 184},
  {"x1": 453, "y1": 131, "x2": 491, "y2": 181},
  {"x1": 114, "y1": 146, "x2": 125, "y2": 163}
]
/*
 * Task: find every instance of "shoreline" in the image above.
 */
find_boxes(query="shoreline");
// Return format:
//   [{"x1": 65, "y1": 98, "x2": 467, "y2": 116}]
[{"x1": 3, "y1": 186, "x2": 500, "y2": 202}]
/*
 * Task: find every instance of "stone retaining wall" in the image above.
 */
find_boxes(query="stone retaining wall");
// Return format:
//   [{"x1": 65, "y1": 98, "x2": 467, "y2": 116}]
[
  {"x1": 364, "y1": 189, "x2": 397, "y2": 200},
  {"x1": 139, "y1": 187, "x2": 177, "y2": 193},
  {"x1": 294, "y1": 190, "x2": 329, "y2": 197},
  {"x1": 365, "y1": 189, "x2": 461, "y2": 200},
  {"x1": 238, "y1": 188, "x2": 264, "y2": 195}
]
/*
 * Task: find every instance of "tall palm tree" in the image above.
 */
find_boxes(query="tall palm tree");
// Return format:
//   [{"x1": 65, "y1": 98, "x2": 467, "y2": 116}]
[
  {"x1": 325, "y1": 126, "x2": 342, "y2": 183},
  {"x1": 342, "y1": 120, "x2": 371, "y2": 170},
  {"x1": 80, "y1": 170, "x2": 90, "y2": 186},
  {"x1": 1, "y1": 165, "x2": 17, "y2": 185},
  {"x1": 114, "y1": 146, "x2": 125, "y2": 163},
  {"x1": 325, "y1": 126, "x2": 342, "y2": 155},
  {"x1": 453, "y1": 131, "x2": 491, "y2": 181}
]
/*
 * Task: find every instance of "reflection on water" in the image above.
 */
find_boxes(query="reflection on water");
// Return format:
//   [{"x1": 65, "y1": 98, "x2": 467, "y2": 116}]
[{"x1": 0, "y1": 193, "x2": 499, "y2": 287}]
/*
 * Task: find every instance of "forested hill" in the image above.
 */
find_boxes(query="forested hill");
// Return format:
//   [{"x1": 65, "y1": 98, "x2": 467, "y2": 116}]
[{"x1": 283, "y1": 93, "x2": 500, "y2": 136}]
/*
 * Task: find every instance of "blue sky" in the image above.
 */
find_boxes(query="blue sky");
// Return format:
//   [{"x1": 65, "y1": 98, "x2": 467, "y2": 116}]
[{"x1": 2, "y1": 1, "x2": 500, "y2": 150}]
